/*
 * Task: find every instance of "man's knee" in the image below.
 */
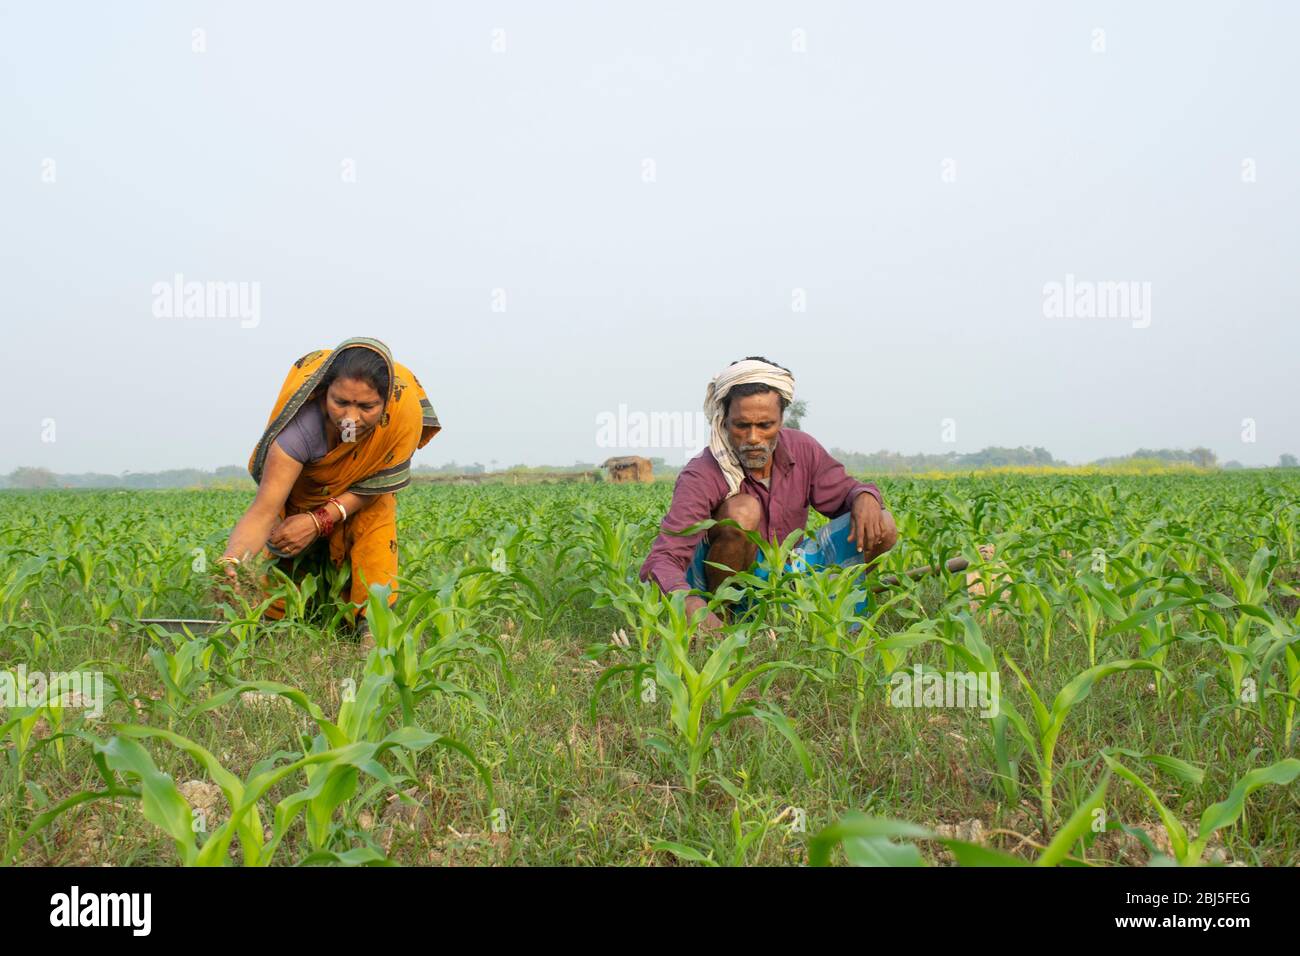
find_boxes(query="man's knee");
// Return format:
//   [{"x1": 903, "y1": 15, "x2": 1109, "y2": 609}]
[{"x1": 712, "y1": 493, "x2": 762, "y2": 534}]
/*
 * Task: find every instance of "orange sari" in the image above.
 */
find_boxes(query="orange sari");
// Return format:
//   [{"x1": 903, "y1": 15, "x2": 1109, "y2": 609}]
[{"x1": 247, "y1": 337, "x2": 440, "y2": 618}]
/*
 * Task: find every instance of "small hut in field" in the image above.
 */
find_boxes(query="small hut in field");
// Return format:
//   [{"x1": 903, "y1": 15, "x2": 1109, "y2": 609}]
[{"x1": 602, "y1": 456, "x2": 653, "y2": 483}]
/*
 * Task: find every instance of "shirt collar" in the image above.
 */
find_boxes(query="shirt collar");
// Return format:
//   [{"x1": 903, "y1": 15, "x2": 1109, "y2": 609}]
[{"x1": 773, "y1": 430, "x2": 795, "y2": 472}]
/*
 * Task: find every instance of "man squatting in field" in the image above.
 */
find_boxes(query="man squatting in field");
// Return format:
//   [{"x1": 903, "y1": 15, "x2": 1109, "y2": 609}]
[{"x1": 639, "y1": 357, "x2": 898, "y2": 634}]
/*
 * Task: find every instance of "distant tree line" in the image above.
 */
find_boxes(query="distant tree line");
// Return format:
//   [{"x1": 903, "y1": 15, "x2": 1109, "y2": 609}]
[
  {"x1": 830, "y1": 446, "x2": 1060, "y2": 474},
  {"x1": 1090, "y1": 447, "x2": 1219, "y2": 469},
  {"x1": 4, "y1": 448, "x2": 1297, "y2": 490},
  {"x1": 0, "y1": 465, "x2": 254, "y2": 490}
]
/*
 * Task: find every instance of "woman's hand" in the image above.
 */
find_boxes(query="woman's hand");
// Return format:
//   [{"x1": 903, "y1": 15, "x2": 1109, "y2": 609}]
[
  {"x1": 210, "y1": 556, "x2": 247, "y2": 608},
  {"x1": 222, "y1": 443, "x2": 304, "y2": 567},
  {"x1": 267, "y1": 513, "x2": 320, "y2": 557}
]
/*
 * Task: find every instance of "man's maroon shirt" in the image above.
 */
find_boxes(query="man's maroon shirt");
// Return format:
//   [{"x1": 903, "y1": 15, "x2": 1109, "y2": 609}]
[{"x1": 639, "y1": 428, "x2": 885, "y2": 594}]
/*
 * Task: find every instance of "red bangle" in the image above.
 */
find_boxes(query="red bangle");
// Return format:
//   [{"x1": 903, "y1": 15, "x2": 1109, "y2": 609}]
[{"x1": 311, "y1": 506, "x2": 334, "y2": 537}]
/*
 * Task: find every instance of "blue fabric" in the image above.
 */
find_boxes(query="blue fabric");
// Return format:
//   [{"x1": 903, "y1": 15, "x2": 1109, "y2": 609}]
[
  {"x1": 783, "y1": 509, "x2": 866, "y2": 573},
  {"x1": 686, "y1": 510, "x2": 862, "y2": 591},
  {"x1": 685, "y1": 535, "x2": 711, "y2": 591}
]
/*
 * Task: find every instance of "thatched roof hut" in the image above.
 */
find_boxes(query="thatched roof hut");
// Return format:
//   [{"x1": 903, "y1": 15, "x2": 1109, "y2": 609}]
[{"x1": 601, "y1": 456, "x2": 653, "y2": 483}]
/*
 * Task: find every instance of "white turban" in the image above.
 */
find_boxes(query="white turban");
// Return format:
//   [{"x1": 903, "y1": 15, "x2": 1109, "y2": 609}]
[{"x1": 703, "y1": 359, "x2": 796, "y2": 498}]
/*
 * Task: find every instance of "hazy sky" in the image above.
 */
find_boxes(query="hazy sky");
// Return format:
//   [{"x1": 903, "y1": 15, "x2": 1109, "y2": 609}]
[{"x1": 2, "y1": 1, "x2": 1297, "y2": 473}]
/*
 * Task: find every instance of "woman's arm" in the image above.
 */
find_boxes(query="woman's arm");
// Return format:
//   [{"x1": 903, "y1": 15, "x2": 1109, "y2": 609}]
[
  {"x1": 263, "y1": 488, "x2": 382, "y2": 557},
  {"x1": 323, "y1": 490, "x2": 376, "y2": 524},
  {"x1": 222, "y1": 442, "x2": 303, "y2": 564}
]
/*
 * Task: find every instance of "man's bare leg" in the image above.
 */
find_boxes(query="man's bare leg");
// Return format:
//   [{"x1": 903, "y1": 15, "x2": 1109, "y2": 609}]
[{"x1": 703, "y1": 493, "x2": 763, "y2": 594}]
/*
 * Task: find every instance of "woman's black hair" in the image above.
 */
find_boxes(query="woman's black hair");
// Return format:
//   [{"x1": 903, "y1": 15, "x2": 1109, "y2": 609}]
[{"x1": 321, "y1": 346, "x2": 390, "y2": 402}]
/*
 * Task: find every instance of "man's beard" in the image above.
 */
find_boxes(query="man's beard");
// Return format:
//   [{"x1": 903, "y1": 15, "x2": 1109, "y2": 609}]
[{"x1": 734, "y1": 436, "x2": 777, "y2": 470}]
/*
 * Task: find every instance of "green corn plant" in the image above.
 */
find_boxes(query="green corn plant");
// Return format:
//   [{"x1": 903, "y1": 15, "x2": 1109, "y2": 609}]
[
  {"x1": 807, "y1": 814, "x2": 934, "y2": 867},
  {"x1": 0, "y1": 556, "x2": 49, "y2": 623},
  {"x1": 1102, "y1": 598, "x2": 1191, "y2": 700},
  {"x1": 144, "y1": 629, "x2": 216, "y2": 720},
  {"x1": 595, "y1": 590, "x2": 813, "y2": 792},
  {"x1": 1170, "y1": 575, "x2": 1292, "y2": 726},
  {"x1": 0, "y1": 662, "x2": 112, "y2": 781},
  {"x1": 67, "y1": 544, "x2": 100, "y2": 592},
  {"x1": 207, "y1": 564, "x2": 280, "y2": 625},
  {"x1": 1103, "y1": 752, "x2": 1300, "y2": 865},
  {"x1": 563, "y1": 509, "x2": 647, "y2": 598},
  {"x1": 455, "y1": 558, "x2": 547, "y2": 628},
  {"x1": 1198, "y1": 545, "x2": 1278, "y2": 710},
  {"x1": 1258, "y1": 630, "x2": 1300, "y2": 745},
  {"x1": 1087, "y1": 557, "x2": 1182, "y2": 660},
  {"x1": 3, "y1": 726, "x2": 261, "y2": 867},
  {"x1": 1069, "y1": 575, "x2": 1117, "y2": 667},
  {"x1": 1001, "y1": 656, "x2": 1163, "y2": 824},
  {"x1": 590, "y1": 577, "x2": 668, "y2": 663},
  {"x1": 203, "y1": 652, "x2": 492, "y2": 793},
  {"x1": 64, "y1": 670, "x2": 494, "y2": 865},
  {"x1": 4, "y1": 723, "x2": 453, "y2": 866},
  {"x1": 109, "y1": 569, "x2": 153, "y2": 620},
  {"x1": 396, "y1": 564, "x2": 541, "y2": 645},
  {"x1": 735, "y1": 525, "x2": 831, "y2": 625},
  {"x1": 31, "y1": 669, "x2": 104, "y2": 773},
  {"x1": 1, "y1": 706, "x2": 45, "y2": 782},
  {"x1": 1204, "y1": 545, "x2": 1276, "y2": 609},
  {"x1": 1007, "y1": 574, "x2": 1059, "y2": 665},
  {"x1": 86, "y1": 585, "x2": 125, "y2": 627},
  {"x1": 263, "y1": 566, "x2": 319, "y2": 622},
  {"x1": 653, "y1": 799, "x2": 791, "y2": 867},
  {"x1": 784, "y1": 564, "x2": 872, "y2": 678},
  {"x1": 666, "y1": 518, "x2": 816, "y2": 625},
  {"x1": 588, "y1": 580, "x2": 740, "y2": 709},
  {"x1": 902, "y1": 609, "x2": 1027, "y2": 805},
  {"x1": 652, "y1": 630, "x2": 813, "y2": 792},
  {"x1": 960, "y1": 534, "x2": 1016, "y2": 620},
  {"x1": 843, "y1": 595, "x2": 936, "y2": 694},
  {"x1": 359, "y1": 583, "x2": 503, "y2": 726},
  {"x1": 807, "y1": 769, "x2": 1112, "y2": 867},
  {"x1": 267, "y1": 725, "x2": 437, "y2": 857}
]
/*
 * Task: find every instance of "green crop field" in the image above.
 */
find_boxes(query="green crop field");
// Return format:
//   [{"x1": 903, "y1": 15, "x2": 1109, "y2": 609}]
[{"x1": 2, "y1": 472, "x2": 1298, "y2": 866}]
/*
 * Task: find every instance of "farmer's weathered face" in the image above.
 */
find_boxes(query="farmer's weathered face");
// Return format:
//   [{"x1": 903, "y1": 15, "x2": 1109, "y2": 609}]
[
  {"x1": 725, "y1": 392, "x2": 783, "y2": 473},
  {"x1": 325, "y1": 378, "x2": 385, "y2": 441}
]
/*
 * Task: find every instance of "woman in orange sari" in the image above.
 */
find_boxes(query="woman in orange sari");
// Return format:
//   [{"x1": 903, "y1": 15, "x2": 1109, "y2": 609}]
[{"x1": 219, "y1": 337, "x2": 440, "y2": 636}]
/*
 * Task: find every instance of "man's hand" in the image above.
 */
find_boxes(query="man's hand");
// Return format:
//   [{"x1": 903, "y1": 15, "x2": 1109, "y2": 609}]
[
  {"x1": 267, "y1": 513, "x2": 319, "y2": 558},
  {"x1": 848, "y1": 493, "x2": 887, "y2": 555},
  {"x1": 685, "y1": 595, "x2": 724, "y2": 637}
]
